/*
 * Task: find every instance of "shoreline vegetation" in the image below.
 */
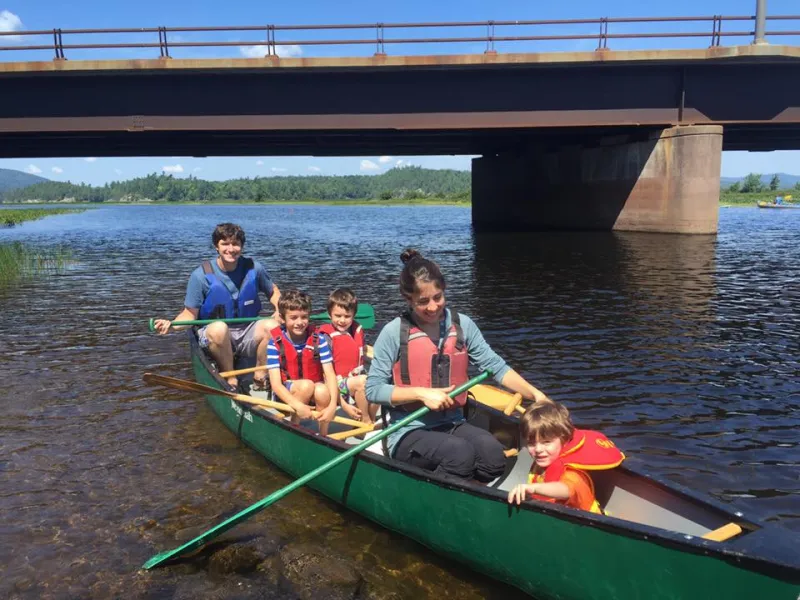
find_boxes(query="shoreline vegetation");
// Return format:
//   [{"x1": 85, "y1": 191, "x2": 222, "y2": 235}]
[
  {"x1": 1, "y1": 207, "x2": 89, "y2": 226},
  {"x1": 0, "y1": 242, "x2": 73, "y2": 288},
  {"x1": 0, "y1": 167, "x2": 472, "y2": 205},
  {"x1": 720, "y1": 172, "x2": 799, "y2": 206},
  {"x1": 1, "y1": 168, "x2": 796, "y2": 207}
]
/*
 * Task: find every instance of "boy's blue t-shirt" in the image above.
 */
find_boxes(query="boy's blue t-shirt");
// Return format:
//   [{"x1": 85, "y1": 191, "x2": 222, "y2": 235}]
[{"x1": 184, "y1": 257, "x2": 274, "y2": 311}]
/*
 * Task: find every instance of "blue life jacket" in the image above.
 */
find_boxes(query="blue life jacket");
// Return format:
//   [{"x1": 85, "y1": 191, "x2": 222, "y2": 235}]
[{"x1": 198, "y1": 258, "x2": 262, "y2": 320}]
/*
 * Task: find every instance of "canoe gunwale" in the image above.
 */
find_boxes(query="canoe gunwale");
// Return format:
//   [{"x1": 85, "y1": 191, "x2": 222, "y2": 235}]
[{"x1": 187, "y1": 331, "x2": 800, "y2": 584}]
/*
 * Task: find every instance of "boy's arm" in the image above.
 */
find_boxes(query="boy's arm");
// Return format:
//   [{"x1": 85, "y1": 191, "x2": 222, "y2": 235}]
[
  {"x1": 268, "y1": 284, "x2": 281, "y2": 320},
  {"x1": 527, "y1": 481, "x2": 571, "y2": 500},
  {"x1": 321, "y1": 362, "x2": 339, "y2": 419},
  {"x1": 507, "y1": 481, "x2": 570, "y2": 505}
]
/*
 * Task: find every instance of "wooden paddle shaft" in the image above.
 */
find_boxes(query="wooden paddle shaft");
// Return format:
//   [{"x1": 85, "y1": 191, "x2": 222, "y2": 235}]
[{"x1": 143, "y1": 373, "x2": 365, "y2": 427}]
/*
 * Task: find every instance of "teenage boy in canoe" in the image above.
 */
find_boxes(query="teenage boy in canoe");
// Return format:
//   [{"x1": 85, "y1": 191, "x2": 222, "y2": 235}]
[
  {"x1": 317, "y1": 288, "x2": 378, "y2": 425},
  {"x1": 507, "y1": 402, "x2": 625, "y2": 513},
  {"x1": 153, "y1": 223, "x2": 281, "y2": 391},
  {"x1": 266, "y1": 289, "x2": 339, "y2": 436}
]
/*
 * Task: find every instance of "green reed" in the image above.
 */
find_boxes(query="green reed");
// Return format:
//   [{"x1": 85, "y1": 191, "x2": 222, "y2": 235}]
[
  {"x1": 0, "y1": 207, "x2": 87, "y2": 227},
  {"x1": 0, "y1": 242, "x2": 74, "y2": 287}
]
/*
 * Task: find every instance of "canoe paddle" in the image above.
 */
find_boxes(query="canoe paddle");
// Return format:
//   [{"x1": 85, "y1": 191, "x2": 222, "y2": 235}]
[
  {"x1": 141, "y1": 369, "x2": 492, "y2": 570},
  {"x1": 147, "y1": 303, "x2": 376, "y2": 331},
  {"x1": 142, "y1": 373, "x2": 367, "y2": 429}
]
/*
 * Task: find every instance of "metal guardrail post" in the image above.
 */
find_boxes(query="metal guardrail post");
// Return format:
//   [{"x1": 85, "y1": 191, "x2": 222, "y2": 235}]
[
  {"x1": 158, "y1": 27, "x2": 170, "y2": 58},
  {"x1": 484, "y1": 20, "x2": 497, "y2": 55},
  {"x1": 710, "y1": 15, "x2": 721, "y2": 47},
  {"x1": 52, "y1": 28, "x2": 66, "y2": 60},
  {"x1": 267, "y1": 25, "x2": 276, "y2": 56},
  {"x1": 375, "y1": 23, "x2": 386, "y2": 56},
  {"x1": 754, "y1": 0, "x2": 768, "y2": 44},
  {"x1": 596, "y1": 17, "x2": 609, "y2": 50}
]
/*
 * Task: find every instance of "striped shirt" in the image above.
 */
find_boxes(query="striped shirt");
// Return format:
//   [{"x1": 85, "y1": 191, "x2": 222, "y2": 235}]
[{"x1": 266, "y1": 328, "x2": 332, "y2": 373}]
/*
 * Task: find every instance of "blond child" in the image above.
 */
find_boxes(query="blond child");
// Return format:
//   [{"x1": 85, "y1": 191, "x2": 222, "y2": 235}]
[{"x1": 508, "y1": 402, "x2": 624, "y2": 514}]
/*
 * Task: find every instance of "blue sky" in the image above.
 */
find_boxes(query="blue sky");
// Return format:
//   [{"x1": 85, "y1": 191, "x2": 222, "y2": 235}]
[{"x1": 1, "y1": 0, "x2": 798, "y2": 185}]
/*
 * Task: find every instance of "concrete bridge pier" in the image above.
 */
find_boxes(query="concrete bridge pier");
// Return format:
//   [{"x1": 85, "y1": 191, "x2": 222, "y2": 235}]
[{"x1": 472, "y1": 125, "x2": 722, "y2": 234}]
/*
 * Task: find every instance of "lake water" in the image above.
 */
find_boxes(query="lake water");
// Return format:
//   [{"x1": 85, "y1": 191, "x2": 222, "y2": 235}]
[{"x1": 1, "y1": 204, "x2": 798, "y2": 599}]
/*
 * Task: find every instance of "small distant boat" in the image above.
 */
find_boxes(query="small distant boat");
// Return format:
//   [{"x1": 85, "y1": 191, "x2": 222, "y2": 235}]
[{"x1": 756, "y1": 201, "x2": 800, "y2": 209}]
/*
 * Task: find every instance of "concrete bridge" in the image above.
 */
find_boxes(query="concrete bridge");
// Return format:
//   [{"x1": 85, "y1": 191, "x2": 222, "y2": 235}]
[{"x1": 1, "y1": 15, "x2": 799, "y2": 233}]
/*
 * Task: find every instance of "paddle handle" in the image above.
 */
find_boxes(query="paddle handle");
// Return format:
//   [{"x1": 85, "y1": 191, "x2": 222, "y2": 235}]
[{"x1": 142, "y1": 370, "x2": 491, "y2": 569}]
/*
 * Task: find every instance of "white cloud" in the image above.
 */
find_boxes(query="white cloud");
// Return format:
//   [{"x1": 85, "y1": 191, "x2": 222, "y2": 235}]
[
  {"x1": 162, "y1": 164, "x2": 184, "y2": 173},
  {"x1": 0, "y1": 11, "x2": 22, "y2": 41},
  {"x1": 240, "y1": 44, "x2": 302, "y2": 58},
  {"x1": 256, "y1": 160, "x2": 264, "y2": 166},
  {"x1": 378, "y1": 156, "x2": 392, "y2": 163},
  {"x1": 193, "y1": 167, "x2": 202, "y2": 172},
  {"x1": 396, "y1": 159, "x2": 404, "y2": 166},
  {"x1": 25, "y1": 164, "x2": 42, "y2": 174},
  {"x1": 84, "y1": 157, "x2": 97, "y2": 163},
  {"x1": 271, "y1": 167, "x2": 287, "y2": 173},
  {"x1": 114, "y1": 168, "x2": 123, "y2": 175},
  {"x1": 51, "y1": 166, "x2": 63, "y2": 174},
  {"x1": 307, "y1": 166, "x2": 321, "y2": 172},
  {"x1": 360, "y1": 160, "x2": 380, "y2": 171}
]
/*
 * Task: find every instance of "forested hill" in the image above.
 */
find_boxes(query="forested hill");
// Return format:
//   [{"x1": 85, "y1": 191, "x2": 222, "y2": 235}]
[
  {"x1": 0, "y1": 168, "x2": 48, "y2": 194},
  {"x1": 1, "y1": 166, "x2": 471, "y2": 203}
]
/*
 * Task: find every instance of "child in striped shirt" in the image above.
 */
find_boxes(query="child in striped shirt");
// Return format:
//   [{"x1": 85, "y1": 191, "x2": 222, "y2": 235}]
[{"x1": 266, "y1": 289, "x2": 339, "y2": 436}]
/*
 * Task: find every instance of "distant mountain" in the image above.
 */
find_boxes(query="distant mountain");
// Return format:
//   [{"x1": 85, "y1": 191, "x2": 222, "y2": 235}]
[
  {"x1": 0, "y1": 168, "x2": 48, "y2": 194},
  {"x1": 721, "y1": 173, "x2": 800, "y2": 189}
]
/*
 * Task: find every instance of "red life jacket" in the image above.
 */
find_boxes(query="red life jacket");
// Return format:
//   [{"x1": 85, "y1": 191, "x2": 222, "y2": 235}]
[
  {"x1": 317, "y1": 322, "x2": 364, "y2": 377},
  {"x1": 391, "y1": 311, "x2": 469, "y2": 407},
  {"x1": 269, "y1": 325, "x2": 324, "y2": 383},
  {"x1": 528, "y1": 429, "x2": 625, "y2": 513}
]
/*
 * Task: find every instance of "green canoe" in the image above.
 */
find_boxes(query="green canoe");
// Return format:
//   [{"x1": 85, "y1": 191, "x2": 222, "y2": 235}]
[{"x1": 185, "y1": 334, "x2": 800, "y2": 599}]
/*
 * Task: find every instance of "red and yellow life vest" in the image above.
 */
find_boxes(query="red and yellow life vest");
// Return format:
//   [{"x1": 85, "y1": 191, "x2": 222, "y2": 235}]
[
  {"x1": 391, "y1": 311, "x2": 469, "y2": 407},
  {"x1": 528, "y1": 429, "x2": 625, "y2": 514},
  {"x1": 317, "y1": 322, "x2": 364, "y2": 377},
  {"x1": 269, "y1": 325, "x2": 324, "y2": 383}
]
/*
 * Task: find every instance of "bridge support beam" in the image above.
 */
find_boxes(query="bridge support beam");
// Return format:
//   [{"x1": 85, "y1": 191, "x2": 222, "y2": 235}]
[{"x1": 472, "y1": 125, "x2": 722, "y2": 234}]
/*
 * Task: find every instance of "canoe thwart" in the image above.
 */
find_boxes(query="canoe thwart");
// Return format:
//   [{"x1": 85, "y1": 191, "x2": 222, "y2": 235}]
[
  {"x1": 702, "y1": 522, "x2": 743, "y2": 542},
  {"x1": 504, "y1": 393, "x2": 523, "y2": 416},
  {"x1": 329, "y1": 423, "x2": 376, "y2": 441}
]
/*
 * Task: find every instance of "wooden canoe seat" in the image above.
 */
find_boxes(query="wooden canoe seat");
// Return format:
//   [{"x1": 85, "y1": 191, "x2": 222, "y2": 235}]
[{"x1": 702, "y1": 522, "x2": 743, "y2": 542}]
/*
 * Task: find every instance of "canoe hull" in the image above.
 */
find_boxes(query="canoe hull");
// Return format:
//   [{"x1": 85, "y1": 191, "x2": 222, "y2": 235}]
[{"x1": 190, "y1": 346, "x2": 800, "y2": 599}]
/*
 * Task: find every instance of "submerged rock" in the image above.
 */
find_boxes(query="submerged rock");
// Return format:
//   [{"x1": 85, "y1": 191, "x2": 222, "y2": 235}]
[
  {"x1": 279, "y1": 543, "x2": 362, "y2": 600},
  {"x1": 207, "y1": 544, "x2": 262, "y2": 575}
]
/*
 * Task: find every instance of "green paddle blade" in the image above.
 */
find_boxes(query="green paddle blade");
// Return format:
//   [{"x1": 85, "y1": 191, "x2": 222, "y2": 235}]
[{"x1": 141, "y1": 369, "x2": 491, "y2": 570}]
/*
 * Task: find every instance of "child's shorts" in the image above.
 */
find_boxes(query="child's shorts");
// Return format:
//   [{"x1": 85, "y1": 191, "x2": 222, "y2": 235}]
[{"x1": 337, "y1": 377, "x2": 354, "y2": 404}]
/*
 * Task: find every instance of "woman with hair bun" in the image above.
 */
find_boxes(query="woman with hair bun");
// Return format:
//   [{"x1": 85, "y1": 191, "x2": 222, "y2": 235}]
[{"x1": 365, "y1": 249, "x2": 550, "y2": 483}]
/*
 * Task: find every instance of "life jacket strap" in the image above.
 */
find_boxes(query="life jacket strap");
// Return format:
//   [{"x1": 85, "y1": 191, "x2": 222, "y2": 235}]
[{"x1": 398, "y1": 315, "x2": 412, "y2": 385}]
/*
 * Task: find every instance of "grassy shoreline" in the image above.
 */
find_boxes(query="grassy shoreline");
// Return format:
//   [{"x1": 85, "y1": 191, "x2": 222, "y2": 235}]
[
  {"x1": 0, "y1": 207, "x2": 90, "y2": 226},
  {"x1": 3, "y1": 198, "x2": 471, "y2": 207}
]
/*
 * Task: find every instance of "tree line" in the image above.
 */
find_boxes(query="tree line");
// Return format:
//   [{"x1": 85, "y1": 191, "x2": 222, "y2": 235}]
[
  {"x1": 726, "y1": 173, "x2": 800, "y2": 194},
  {"x1": 0, "y1": 166, "x2": 472, "y2": 203}
]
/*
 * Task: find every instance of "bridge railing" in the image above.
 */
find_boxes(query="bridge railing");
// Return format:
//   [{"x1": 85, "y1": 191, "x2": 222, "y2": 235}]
[{"x1": 0, "y1": 15, "x2": 798, "y2": 61}]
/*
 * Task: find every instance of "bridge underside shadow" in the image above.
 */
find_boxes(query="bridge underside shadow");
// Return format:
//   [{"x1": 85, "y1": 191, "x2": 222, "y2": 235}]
[{"x1": 472, "y1": 125, "x2": 722, "y2": 234}]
